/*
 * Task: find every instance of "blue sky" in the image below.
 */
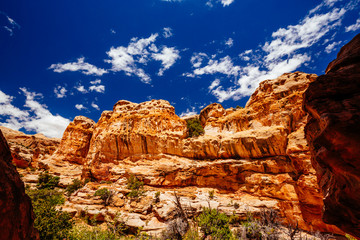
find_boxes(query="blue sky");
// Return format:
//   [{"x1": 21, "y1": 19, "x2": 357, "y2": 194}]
[{"x1": 0, "y1": 0, "x2": 359, "y2": 138}]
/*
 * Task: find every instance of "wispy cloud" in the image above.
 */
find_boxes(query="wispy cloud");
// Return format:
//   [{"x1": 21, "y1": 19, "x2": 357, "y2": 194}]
[
  {"x1": 106, "y1": 33, "x2": 181, "y2": 83},
  {"x1": 187, "y1": 0, "x2": 352, "y2": 102},
  {"x1": 89, "y1": 85, "x2": 105, "y2": 93},
  {"x1": 75, "y1": 104, "x2": 86, "y2": 110},
  {"x1": 0, "y1": 89, "x2": 70, "y2": 138},
  {"x1": 54, "y1": 85, "x2": 67, "y2": 98},
  {"x1": 325, "y1": 40, "x2": 342, "y2": 53},
  {"x1": 91, "y1": 102, "x2": 100, "y2": 110},
  {"x1": 0, "y1": 12, "x2": 20, "y2": 36},
  {"x1": 163, "y1": 27, "x2": 173, "y2": 38},
  {"x1": 152, "y1": 47, "x2": 180, "y2": 76},
  {"x1": 345, "y1": 18, "x2": 360, "y2": 32},
  {"x1": 75, "y1": 84, "x2": 88, "y2": 94},
  {"x1": 49, "y1": 57, "x2": 108, "y2": 76},
  {"x1": 206, "y1": 0, "x2": 235, "y2": 7},
  {"x1": 225, "y1": 38, "x2": 234, "y2": 47}
]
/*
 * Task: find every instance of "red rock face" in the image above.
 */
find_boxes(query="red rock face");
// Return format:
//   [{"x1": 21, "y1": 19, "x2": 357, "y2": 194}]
[
  {"x1": 304, "y1": 33, "x2": 360, "y2": 238},
  {"x1": 0, "y1": 129, "x2": 38, "y2": 239}
]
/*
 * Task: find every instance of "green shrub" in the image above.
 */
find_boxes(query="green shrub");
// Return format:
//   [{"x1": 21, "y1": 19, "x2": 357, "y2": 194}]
[
  {"x1": 94, "y1": 188, "x2": 113, "y2": 206},
  {"x1": 197, "y1": 208, "x2": 232, "y2": 240},
  {"x1": 126, "y1": 175, "x2": 145, "y2": 198},
  {"x1": 66, "y1": 179, "x2": 85, "y2": 196},
  {"x1": 37, "y1": 171, "x2": 60, "y2": 189},
  {"x1": 186, "y1": 118, "x2": 204, "y2": 138},
  {"x1": 27, "y1": 188, "x2": 72, "y2": 239},
  {"x1": 208, "y1": 190, "x2": 215, "y2": 200},
  {"x1": 155, "y1": 191, "x2": 161, "y2": 203},
  {"x1": 68, "y1": 225, "x2": 118, "y2": 240}
]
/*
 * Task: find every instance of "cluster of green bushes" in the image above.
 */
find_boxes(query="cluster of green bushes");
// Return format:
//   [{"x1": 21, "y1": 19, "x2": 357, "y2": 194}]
[
  {"x1": 127, "y1": 175, "x2": 145, "y2": 198},
  {"x1": 186, "y1": 118, "x2": 204, "y2": 138},
  {"x1": 27, "y1": 172, "x2": 73, "y2": 239},
  {"x1": 66, "y1": 178, "x2": 90, "y2": 195}
]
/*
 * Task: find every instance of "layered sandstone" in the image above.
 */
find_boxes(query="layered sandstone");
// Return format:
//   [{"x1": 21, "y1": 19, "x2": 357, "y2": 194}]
[
  {"x1": 0, "y1": 129, "x2": 38, "y2": 239},
  {"x1": 0, "y1": 126, "x2": 60, "y2": 168},
  {"x1": 304, "y1": 33, "x2": 360, "y2": 238},
  {"x1": 9, "y1": 71, "x2": 345, "y2": 236}
]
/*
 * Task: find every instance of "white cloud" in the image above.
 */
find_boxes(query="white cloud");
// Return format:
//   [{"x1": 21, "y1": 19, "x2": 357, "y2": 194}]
[
  {"x1": 345, "y1": 18, "x2": 360, "y2": 32},
  {"x1": 225, "y1": 38, "x2": 234, "y2": 47},
  {"x1": 262, "y1": 7, "x2": 346, "y2": 62},
  {"x1": 220, "y1": 0, "x2": 235, "y2": 7},
  {"x1": 0, "y1": 89, "x2": 70, "y2": 138},
  {"x1": 75, "y1": 85, "x2": 88, "y2": 94},
  {"x1": 110, "y1": 29, "x2": 116, "y2": 34},
  {"x1": 208, "y1": 79, "x2": 220, "y2": 91},
  {"x1": 163, "y1": 27, "x2": 173, "y2": 38},
  {"x1": 152, "y1": 47, "x2": 180, "y2": 76},
  {"x1": 106, "y1": 33, "x2": 180, "y2": 83},
  {"x1": 193, "y1": 56, "x2": 240, "y2": 76},
  {"x1": 91, "y1": 102, "x2": 100, "y2": 110},
  {"x1": 187, "y1": 0, "x2": 350, "y2": 102},
  {"x1": 0, "y1": 12, "x2": 20, "y2": 36},
  {"x1": 90, "y1": 79, "x2": 102, "y2": 84},
  {"x1": 54, "y1": 86, "x2": 67, "y2": 98},
  {"x1": 180, "y1": 107, "x2": 197, "y2": 117},
  {"x1": 49, "y1": 57, "x2": 108, "y2": 76},
  {"x1": 190, "y1": 53, "x2": 208, "y2": 68},
  {"x1": 206, "y1": 0, "x2": 235, "y2": 7},
  {"x1": 89, "y1": 85, "x2": 105, "y2": 93},
  {"x1": 325, "y1": 40, "x2": 342, "y2": 53},
  {"x1": 75, "y1": 104, "x2": 86, "y2": 110}
]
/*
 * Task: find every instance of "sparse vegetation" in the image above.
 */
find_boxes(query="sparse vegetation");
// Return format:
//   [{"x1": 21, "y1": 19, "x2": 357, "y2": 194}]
[
  {"x1": 37, "y1": 171, "x2": 60, "y2": 189},
  {"x1": 197, "y1": 208, "x2": 232, "y2": 240},
  {"x1": 155, "y1": 191, "x2": 161, "y2": 203},
  {"x1": 66, "y1": 178, "x2": 86, "y2": 195},
  {"x1": 186, "y1": 118, "x2": 204, "y2": 138},
  {"x1": 94, "y1": 187, "x2": 113, "y2": 206},
  {"x1": 127, "y1": 175, "x2": 145, "y2": 198},
  {"x1": 27, "y1": 173, "x2": 73, "y2": 239},
  {"x1": 208, "y1": 190, "x2": 215, "y2": 200}
]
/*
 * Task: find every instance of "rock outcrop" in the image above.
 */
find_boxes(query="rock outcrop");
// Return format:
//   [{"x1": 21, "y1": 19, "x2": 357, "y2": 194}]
[
  {"x1": 304, "y1": 33, "x2": 360, "y2": 238},
  {"x1": 0, "y1": 126, "x2": 60, "y2": 168},
  {"x1": 0, "y1": 129, "x2": 38, "y2": 239},
  {"x1": 8, "y1": 71, "x2": 346, "y2": 236}
]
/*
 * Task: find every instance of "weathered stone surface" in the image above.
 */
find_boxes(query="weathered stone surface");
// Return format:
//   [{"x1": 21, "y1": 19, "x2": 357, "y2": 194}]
[
  {"x1": 0, "y1": 129, "x2": 38, "y2": 239},
  {"x1": 0, "y1": 126, "x2": 60, "y2": 168},
  {"x1": 304, "y1": 33, "x2": 360, "y2": 238},
  {"x1": 51, "y1": 116, "x2": 95, "y2": 165}
]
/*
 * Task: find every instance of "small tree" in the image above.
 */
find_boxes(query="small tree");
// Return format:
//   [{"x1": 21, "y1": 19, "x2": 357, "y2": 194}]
[
  {"x1": 37, "y1": 171, "x2": 60, "y2": 189},
  {"x1": 66, "y1": 179, "x2": 86, "y2": 196},
  {"x1": 126, "y1": 175, "x2": 145, "y2": 198},
  {"x1": 94, "y1": 188, "x2": 113, "y2": 206},
  {"x1": 197, "y1": 208, "x2": 232, "y2": 240},
  {"x1": 186, "y1": 118, "x2": 204, "y2": 138}
]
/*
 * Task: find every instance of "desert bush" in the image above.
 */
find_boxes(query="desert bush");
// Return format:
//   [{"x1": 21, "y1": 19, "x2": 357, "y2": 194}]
[
  {"x1": 127, "y1": 175, "x2": 145, "y2": 198},
  {"x1": 208, "y1": 190, "x2": 215, "y2": 200},
  {"x1": 94, "y1": 188, "x2": 113, "y2": 206},
  {"x1": 154, "y1": 191, "x2": 161, "y2": 203},
  {"x1": 186, "y1": 118, "x2": 204, "y2": 138},
  {"x1": 66, "y1": 178, "x2": 85, "y2": 195},
  {"x1": 67, "y1": 224, "x2": 118, "y2": 240},
  {"x1": 197, "y1": 207, "x2": 232, "y2": 240},
  {"x1": 27, "y1": 182, "x2": 73, "y2": 239},
  {"x1": 37, "y1": 171, "x2": 60, "y2": 189}
]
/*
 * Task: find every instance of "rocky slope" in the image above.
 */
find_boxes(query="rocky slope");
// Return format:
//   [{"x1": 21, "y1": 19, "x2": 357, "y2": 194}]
[
  {"x1": 0, "y1": 126, "x2": 60, "y2": 168},
  {"x1": 304, "y1": 33, "x2": 360, "y2": 238},
  {"x1": 10, "y1": 71, "x2": 341, "y2": 236},
  {"x1": 0, "y1": 129, "x2": 38, "y2": 239}
]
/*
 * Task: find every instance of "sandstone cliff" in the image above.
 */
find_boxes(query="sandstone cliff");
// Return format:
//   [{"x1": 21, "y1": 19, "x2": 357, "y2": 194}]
[
  {"x1": 0, "y1": 129, "x2": 38, "y2": 239},
  {"x1": 25, "y1": 71, "x2": 341, "y2": 235},
  {"x1": 304, "y1": 33, "x2": 360, "y2": 238},
  {"x1": 0, "y1": 126, "x2": 60, "y2": 168}
]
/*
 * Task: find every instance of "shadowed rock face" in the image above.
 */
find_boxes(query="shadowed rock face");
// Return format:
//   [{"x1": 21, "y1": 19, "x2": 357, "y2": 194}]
[
  {"x1": 0, "y1": 129, "x2": 38, "y2": 240},
  {"x1": 304, "y1": 33, "x2": 360, "y2": 238}
]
